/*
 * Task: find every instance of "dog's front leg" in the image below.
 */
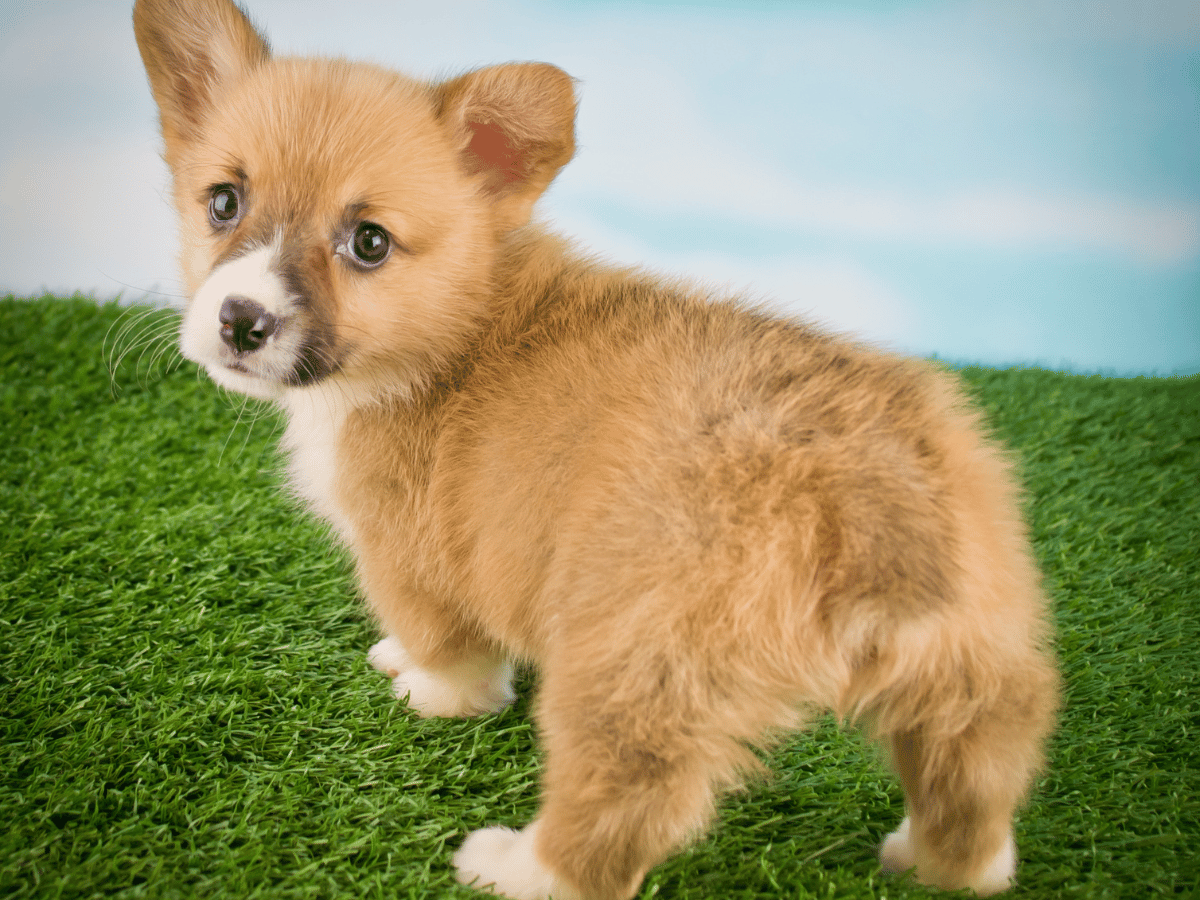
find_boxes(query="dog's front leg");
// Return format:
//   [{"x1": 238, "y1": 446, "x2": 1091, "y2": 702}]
[
  {"x1": 367, "y1": 634, "x2": 515, "y2": 718},
  {"x1": 354, "y1": 535, "x2": 515, "y2": 718}
]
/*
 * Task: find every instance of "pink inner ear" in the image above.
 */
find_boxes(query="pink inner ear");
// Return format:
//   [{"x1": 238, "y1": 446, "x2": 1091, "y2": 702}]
[{"x1": 467, "y1": 118, "x2": 525, "y2": 191}]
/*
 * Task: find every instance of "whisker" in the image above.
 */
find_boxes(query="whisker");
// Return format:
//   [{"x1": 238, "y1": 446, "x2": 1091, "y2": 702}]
[
  {"x1": 130, "y1": 321, "x2": 175, "y2": 386},
  {"x1": 218, "y1": 393, "x2": 255, "y2": 467},
  {"x1": 144, "y1": 327, "x2": 183, "y2": 381},
  {"x1": 104, "y1": 305, "x2": 156, "y2": 374},
  {"x1": 104, "y1": 305, "x2": 183, "y2": 396}
]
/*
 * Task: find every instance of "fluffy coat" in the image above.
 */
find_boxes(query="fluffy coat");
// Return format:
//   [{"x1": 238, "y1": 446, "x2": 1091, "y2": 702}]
[{"x1": 134, "y1": 1, "x2": 1060, "y2": 897}]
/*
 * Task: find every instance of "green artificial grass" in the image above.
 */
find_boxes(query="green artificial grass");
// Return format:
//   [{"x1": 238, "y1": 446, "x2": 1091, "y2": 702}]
[{"x1": 2, "y1": 295, "x2": 1197, "y2": 898}]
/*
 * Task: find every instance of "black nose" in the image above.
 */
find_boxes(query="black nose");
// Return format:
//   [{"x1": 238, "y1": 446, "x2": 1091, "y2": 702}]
[{"x1": 218, "y1": 296, "x2": 279, "y2": 354}]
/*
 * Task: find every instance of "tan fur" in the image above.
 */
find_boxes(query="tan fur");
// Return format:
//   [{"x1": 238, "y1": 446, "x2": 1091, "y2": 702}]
[{"x1": 135, "y1": 2, "x2": 1060, "y2": 897}]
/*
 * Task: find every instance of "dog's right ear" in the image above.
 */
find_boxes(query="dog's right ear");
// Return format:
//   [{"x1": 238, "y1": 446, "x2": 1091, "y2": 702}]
[{"x1": 133, "y1": 0, "x2": 269, "y2": 165}]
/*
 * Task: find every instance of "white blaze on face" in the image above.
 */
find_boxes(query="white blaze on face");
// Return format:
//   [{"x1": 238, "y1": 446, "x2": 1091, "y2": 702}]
[{"x1": 179, "y1": 233, "x2": 301, "y2": 399}]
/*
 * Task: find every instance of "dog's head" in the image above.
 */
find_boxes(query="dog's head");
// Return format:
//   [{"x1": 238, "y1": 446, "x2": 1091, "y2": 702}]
[{"x1": 134, "y1": 0, "x2": 576, "y2": 400}]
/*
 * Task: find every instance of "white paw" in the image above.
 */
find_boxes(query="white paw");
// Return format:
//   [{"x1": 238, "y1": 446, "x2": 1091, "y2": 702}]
[
  {"x1": 969, "y1": 831, "x2": 1016, "y2": 897},
  {"x1": 880, "y1": 816, "x2": 1016, "y2": 896},
  {"x1": 367, "y1": 636, "x2": 410, "y2": 678},
  {"x1": 453, "y1": 822, "x2": 580, "y2": 900},
  {"x1": 879, "y1": 816, "x2": 916, "y2": 873},
  {"x1": 367, "y1": 636, "x2": 515, "y2": 718}
]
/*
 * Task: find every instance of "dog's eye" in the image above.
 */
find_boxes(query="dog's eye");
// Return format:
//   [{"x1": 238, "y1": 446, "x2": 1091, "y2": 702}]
[
  {"x1": 209, "y1": 185, "x2": 241, "y2": 226},
  {"x1": 349, "y1": 222, "x2": 390, "y2": 267}
]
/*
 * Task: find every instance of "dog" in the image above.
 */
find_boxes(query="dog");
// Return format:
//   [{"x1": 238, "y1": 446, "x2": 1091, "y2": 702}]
[{"x1": 134, "y1": 1, "x2": 1059, "y2": 896}]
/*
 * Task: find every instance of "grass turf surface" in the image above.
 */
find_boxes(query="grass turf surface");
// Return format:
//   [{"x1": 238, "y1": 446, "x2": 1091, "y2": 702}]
[{"x1": 2, "y1": 295, "x2": 1197, "y2": 898}]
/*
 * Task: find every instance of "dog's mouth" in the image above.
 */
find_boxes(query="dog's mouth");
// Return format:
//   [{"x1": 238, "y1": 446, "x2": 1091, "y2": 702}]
[
  {"x1": 225, "y1": 359, "x2": 256, "y2": 376},
  {"x1": 210, "y1": 334, "x2": 340, "y2": 388}
]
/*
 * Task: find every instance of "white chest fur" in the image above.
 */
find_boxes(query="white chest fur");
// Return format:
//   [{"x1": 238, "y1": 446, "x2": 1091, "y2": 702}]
[{"x1": 280, "y1": 386, "x2": 356, "y2": 544}]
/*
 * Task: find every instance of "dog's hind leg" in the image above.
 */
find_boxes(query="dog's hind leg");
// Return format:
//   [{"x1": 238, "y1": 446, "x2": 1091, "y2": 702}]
[
  {"x1": 454, "y1": 644, "x2": 762, "y2": 900},
  {"x1": 877, "y1": 657, "x2": 1058, "y2": 896},
  {"x1": 454, "y1": 722, "x2": 728, "y2": 900}
]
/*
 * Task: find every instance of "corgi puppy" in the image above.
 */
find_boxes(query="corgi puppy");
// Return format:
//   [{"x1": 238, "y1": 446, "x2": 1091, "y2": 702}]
[{"x1": 134, "y1": 1, "x2": 1060, "y2": 897}]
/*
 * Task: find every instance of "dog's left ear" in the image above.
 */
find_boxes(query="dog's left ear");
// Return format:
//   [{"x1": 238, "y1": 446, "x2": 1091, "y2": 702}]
[
  {"x1": 435, "y1": 63, "x2": 577, "y2": 234},
  {"x1": 134, "y1": 0, "x2": 270, "y2": 167}
]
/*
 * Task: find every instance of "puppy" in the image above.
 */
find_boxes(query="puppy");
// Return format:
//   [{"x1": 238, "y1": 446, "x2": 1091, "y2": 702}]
[{"x1": 134, "y1": 1, "x2": 1060, "y2": 896}]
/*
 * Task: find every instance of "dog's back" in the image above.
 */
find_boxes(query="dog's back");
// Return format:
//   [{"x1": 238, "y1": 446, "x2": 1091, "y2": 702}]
[{"x1": 343, "y1": 228, "x2": 1059, "y2": 897}]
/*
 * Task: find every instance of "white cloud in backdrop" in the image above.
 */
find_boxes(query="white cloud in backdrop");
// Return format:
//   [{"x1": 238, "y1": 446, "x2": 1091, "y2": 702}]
[{"x1": 1, "y1": 0, "x2": 1197, "y2": 373}]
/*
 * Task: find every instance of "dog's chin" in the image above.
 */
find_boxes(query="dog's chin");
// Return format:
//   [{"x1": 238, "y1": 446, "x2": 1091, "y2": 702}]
[{"x1": 203, "y1": 361, "x2": 286, "y2": 401}]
